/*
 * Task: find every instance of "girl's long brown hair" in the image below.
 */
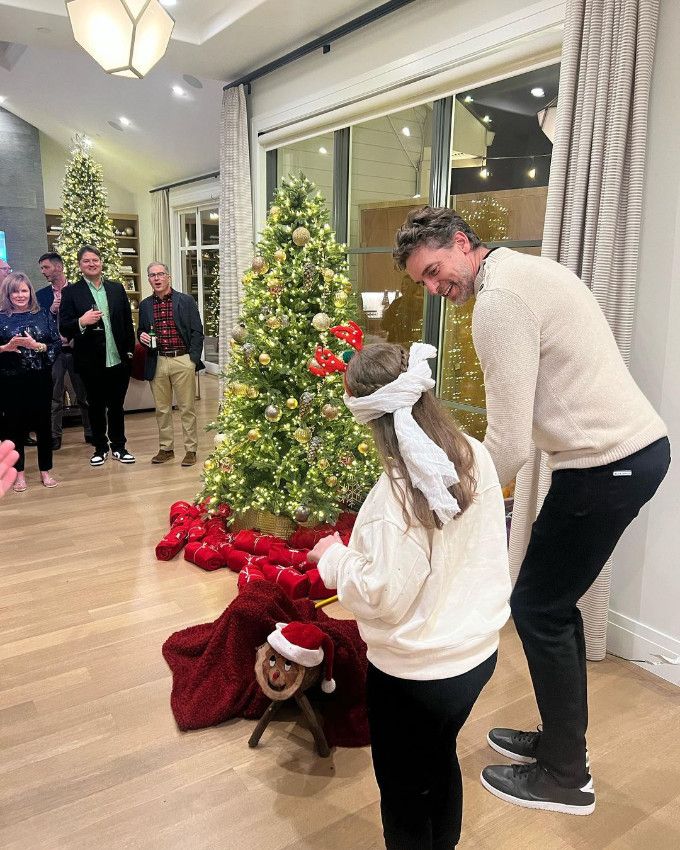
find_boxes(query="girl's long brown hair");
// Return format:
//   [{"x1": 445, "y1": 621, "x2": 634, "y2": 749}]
[
  {"x1": 345, "y1": 343, "x2": 476, "y2": 530},
  {"x1": 0, "y1": 272, "x2": 40, "y2": 315}
]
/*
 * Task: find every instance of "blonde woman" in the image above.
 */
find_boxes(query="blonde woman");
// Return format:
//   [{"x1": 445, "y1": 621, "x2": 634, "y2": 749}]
[
  {"x1": 308, "y1": 341, "x2": 511, "y2": 850},
  {"x1": 0, "y1": 272, "x2": 61, "y2": 490}
]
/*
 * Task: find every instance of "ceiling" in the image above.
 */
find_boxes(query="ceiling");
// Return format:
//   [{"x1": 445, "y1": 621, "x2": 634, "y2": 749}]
[{"x1": 0, "y1": 0, "x2": 383, "y2": 190}]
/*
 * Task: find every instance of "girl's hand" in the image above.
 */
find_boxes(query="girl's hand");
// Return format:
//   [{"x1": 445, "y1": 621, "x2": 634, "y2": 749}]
[
  {"x1": 307, "y1": 532, "x2": 344, "y2": 563},
  {"x1": 16, "y1": 332, "x2": 41, "y2": 350},
  {"x1": 1, "y1": 336, "x2": 24, "y2": 353}
]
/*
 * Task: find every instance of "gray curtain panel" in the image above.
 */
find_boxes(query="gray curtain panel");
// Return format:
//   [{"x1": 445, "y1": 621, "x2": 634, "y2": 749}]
[
  {"x1": 151, "y1": 188, "x2": 171, "y2": 270},
  {"x1": 508, "y1": 0, "x2": 660, "y2": 660},
  {"x1": 219, "y1": 85, "x2": 253, "y2": 377}
]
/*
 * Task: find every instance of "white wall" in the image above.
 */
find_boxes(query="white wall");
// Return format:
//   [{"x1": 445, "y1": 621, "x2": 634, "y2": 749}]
[
  {"x1": 40, "y1": 132, "x2": 137, "y2": 213},
  {"x1": 608, "y1": 0, "x2": 680, "y2": 684}
]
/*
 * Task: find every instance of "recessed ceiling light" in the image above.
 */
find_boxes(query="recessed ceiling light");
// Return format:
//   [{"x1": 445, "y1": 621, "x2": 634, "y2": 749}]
[
  {"x1": 531, "y1": 87, "x2": 545, "y2": 98},
  {"x1": 463, "y1": 95, "x2": 473, "y2": 103},
  {"x1": 318, "y1": 146, "x2": 327, "y2": 155},
  {"x1": 119, "y1": 116, "x2": 131, "y2": 126},
  {"x1": 482, "y1": 115, "x2": 491, "y2": 123},
  {"x1": 0, "y1": 96, "x2": 5, "y2": 104},
  {"x1": 401, "y1": 126, "x2": 411, "y2": 137},
  {"x1": 172, "y1": 85, "x2": 186, "y2": 97}
]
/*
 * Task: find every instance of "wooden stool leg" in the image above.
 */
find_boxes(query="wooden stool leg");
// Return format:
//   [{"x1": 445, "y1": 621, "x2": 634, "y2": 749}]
[
  {"x1": 295, "y1": 693, "x2": 331, "y2": 757},
  {"x1": 248, "y1": 699, "x2": 283, "y2": 748}
]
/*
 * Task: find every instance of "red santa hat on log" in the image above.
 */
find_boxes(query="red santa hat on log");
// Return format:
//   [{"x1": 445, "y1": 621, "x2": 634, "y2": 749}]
[{"x1": 268, "y1": 621, "x2": 336, "y2": 693}]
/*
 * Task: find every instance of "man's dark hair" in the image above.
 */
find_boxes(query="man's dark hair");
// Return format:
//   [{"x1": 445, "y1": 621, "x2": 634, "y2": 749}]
[
  {"x1": 393, "y1": 206, "x2": 482, "y2": 270},
  {"x1": 38, "y1": 252, "x2": 63, "y2": 265},
  {"x1": 77, "y1": 244, "x2": 102, "y2": 262}
]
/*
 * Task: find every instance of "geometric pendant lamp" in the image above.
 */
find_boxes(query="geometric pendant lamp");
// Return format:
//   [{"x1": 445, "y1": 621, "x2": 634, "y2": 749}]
[{"x1": 65, "y1": 0, "x2": 175, "y2": 79}]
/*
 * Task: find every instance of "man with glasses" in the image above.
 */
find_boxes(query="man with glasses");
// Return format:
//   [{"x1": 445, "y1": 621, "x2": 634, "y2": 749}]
[
  {"x1": 0, "y1": 259, "x2": 11, "y2": 284},
  {"x1": 138, "y1": 262, "x2": 204, "y2": 467}
]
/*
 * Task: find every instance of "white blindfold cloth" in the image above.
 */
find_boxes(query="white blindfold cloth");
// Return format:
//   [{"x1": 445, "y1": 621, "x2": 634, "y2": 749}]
[{"x1": 343, "y1": 342, "x2": 461, "y2": 524}]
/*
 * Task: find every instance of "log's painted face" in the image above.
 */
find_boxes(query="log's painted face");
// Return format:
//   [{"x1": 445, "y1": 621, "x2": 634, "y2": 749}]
[{"x1": 255, "y1": 642, "x2": 306, "y2": 700}]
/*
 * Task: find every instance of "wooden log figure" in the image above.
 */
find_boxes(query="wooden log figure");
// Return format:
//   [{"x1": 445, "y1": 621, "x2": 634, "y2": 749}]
[{"x1": 249, "y1": 621, "x2": 336, "y2": 757}]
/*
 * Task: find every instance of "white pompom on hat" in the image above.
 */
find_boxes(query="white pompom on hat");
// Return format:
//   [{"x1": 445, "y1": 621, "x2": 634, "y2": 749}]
[{"x1": 267, "y1": 621, "x2": 336, "y2": 693}]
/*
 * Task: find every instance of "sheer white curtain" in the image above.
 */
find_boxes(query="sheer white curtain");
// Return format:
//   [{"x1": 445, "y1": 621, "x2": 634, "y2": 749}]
[
  {"x1": 218, "y1": 85, "x2": 253, "y2": 376},
  {"x1": 151, "y1": 188, "x2": 171, "y2": 268},
  {"x1": 509, "y1": 0, "x2": 660, "y2": 660}
]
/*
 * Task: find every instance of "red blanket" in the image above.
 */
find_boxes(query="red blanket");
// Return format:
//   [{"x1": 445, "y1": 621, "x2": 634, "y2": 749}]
[{"x1": 162, "y1": 582, "x2": 369, "y2": 748}]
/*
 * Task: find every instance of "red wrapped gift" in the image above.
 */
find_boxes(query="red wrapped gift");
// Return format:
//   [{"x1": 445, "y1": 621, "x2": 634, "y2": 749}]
[
  {"x1": 215, "y1": 503, "x2": 232, "y2": 520},
  {"x1": 237, "y1": 565, "x2": 265, "y2": 590},
  {"x1": 156, "y1": 526, "x2": 189, "y2": 561},
  {"x1": 336, "y1": 512, "x2": 357, "y2": 532},
  {"x1": 184, "y1": 541, "x2": 202, "y2": 564},
  {"x1": 193, "y1": 543, "x2": 226, "y2": 572},
  {"x1": 289, "y1": 524, "x2": 335, "y2": 550},
  {"x1": 306, "y1": 567, "x2": 336, "y2": 600},
  {"x1": 169, "y1": 500, "x2": 194, "y2": 524},
  {"x1": 224, "y1": 549, "x2": 268, "y2": 573},
  {"x1": 268, "y1": 543, "x2": 309, "y2": 568},
  {"x1": 187, "y1": 522, "x2": 207, "y2": 542},
  {"x1": 260, "y1": 560, "x2": 310, "y2": 600},
  {"x1": 233, "y1": 530, "x2": 285, "y2": 555},
  {"x1": 203, "y1": 517, "x2": 226, "y2": 536}
]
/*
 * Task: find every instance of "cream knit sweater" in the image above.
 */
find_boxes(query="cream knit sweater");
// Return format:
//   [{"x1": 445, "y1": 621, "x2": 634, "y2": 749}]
[{"x1": 472, "y1": 248, "x2": 667, "y2": 486}]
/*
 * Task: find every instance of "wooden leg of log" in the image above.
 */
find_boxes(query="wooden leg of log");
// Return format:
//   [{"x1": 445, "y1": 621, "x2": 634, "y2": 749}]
[
  {"x1": 295, "y1": 693, "x2": 331, "y2": 757},
  {"x1": 248, "y1": 699, "x2": 283, "y2": 748}
]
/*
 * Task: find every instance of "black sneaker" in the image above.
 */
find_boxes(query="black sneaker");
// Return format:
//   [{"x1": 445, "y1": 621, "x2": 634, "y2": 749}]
[
  {"x1": 487, "y1": 727, "x2": 540, "y2": 763},
  {"x1": 90, "y1": 450, "x2": 108, "y2": 466},
  {"x1": 112, "y1": 449, "x2": 136, "y2": 464},
  {"x1": 480, "y1": 763, "x2": 595, "y2": 816}
]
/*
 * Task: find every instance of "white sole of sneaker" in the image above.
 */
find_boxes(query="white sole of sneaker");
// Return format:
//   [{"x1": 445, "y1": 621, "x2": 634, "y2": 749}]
[
  {"x1": 486, "y1": 733, "x2": 536, "y2": 764},
  {"x1": 479, "y1": 771, "x2": 595, "y2": 816}
]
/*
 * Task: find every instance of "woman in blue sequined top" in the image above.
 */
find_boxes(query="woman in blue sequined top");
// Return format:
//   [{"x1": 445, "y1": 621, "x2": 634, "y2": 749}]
[{"x1": 0, "y1": 272, "x2": 61, "y2": 491}]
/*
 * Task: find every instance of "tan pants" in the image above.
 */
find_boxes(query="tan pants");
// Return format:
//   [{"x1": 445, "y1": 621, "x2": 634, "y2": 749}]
[{"x1": 151, "y1": 354, "x2": 198, "y2": 453}]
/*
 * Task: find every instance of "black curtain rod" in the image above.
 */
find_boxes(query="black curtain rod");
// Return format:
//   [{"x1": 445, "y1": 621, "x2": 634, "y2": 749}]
[
  {"x1": 150, "y1": 171, "x2": 219, "y2": 194},
  {"x1": 223, "y1": 0, "x2": 417, "y2": 91}
]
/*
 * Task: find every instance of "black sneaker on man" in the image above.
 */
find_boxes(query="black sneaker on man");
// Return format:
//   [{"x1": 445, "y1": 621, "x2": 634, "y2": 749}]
[
  {"x1": 90, "y1": 450, "x2": 108, "y2": 466},
  {"x1": 112, "y1": 449, "x2": 136, "y2": 464},
  {"x1": 480, "y1": 762, "x2": 595, "y2": 816},
  {"x1": 487, "y1": 727, "x2": 540, "y2": 763}
]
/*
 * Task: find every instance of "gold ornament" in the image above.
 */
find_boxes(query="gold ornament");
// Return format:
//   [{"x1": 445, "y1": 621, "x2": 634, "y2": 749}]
[
  {"x1": 322, "y1": 268, "x2": 335, "y2": 283},
  {"x1": 251, "y1": 256, "x2": 268, "y2": 274},
  {"x1": 247, "y1": 428, "x2": 261, "y2": 441},
  {"x1": 232, "y1": 382, "x2": 247, "y2": 397},
  {"x1": 265, "y1": 404, "x2": 282, "y2": 422},
  {"x1": 325, "y1": 475, "x2": 338, "y2": 487},
  {"x1": 269, "y1": 205, "x2": 281, "y2": 219},
  {"x1": 258, "y1": 352, "x2": 271, "y2": 366},
  {"x1": 231, "y1": 325, "x2": 247, "y2": 344},
  {"x1": 274, "y1": 248, "x2": 286, "y2": 262},
  {"x1": 246, "y1": 386, "x2": 259, "y2": 399},
  {"x1": 333, "y1": 290, "x2": 348, "y2": 308},
  {"x1": 318, "y1": 458, "x2": 329, "y2": 470},
  {"x1": 312, "y1": 312, "x2": 331, "y2": 332},
  {"x1": 286, "y1": 397, "x2": 298, "y2": 410},
  {"x1": 265, "y1": 316, "x2": 281, "y2": 330},
  {"x1": 321, "y1": 403, "x2": 339, "y2": 420},
  {"x1": 342, "y1": 280, "x2": 353, "y2": 294},
  {"x1": 292, "y1": 226, "x2": 311, "y2": 247},
  {"x1": 293, "y1": 427, "x2": 312, "y2": 444},
  {"x1": 204, "y1": 459, "x2": 215, "y2": 471},
  {"x1": 357, "y1": 442, "x2": 369, "y2": 455}
]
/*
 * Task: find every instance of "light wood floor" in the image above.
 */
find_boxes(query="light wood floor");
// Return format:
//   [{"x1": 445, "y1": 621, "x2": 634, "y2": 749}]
[{"x1": 1, "y1": 374, "x2": 679, "y2": 849}]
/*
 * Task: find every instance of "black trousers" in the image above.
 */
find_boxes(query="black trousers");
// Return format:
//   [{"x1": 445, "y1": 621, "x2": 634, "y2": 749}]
[
  {"x1": 511, "y1": 437, "x2": 671, "y2": 787},
  {"x1": 367, "y1": 653, "x2": 497, "y2": 850},
  {"x1": 52, "y1": 349, "x2": 91, "y2": 439},
  {"x1": 80, "y1": 363, "x2": 130, "y2": 454},
  {"x1": 1, "y1": 370, "x2": 53, "y2": 472}
]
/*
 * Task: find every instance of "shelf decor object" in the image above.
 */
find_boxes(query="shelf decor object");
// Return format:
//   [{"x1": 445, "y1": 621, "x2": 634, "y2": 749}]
[{"x1": 66, "y1": 0, "x2": 175, "y2": 79}]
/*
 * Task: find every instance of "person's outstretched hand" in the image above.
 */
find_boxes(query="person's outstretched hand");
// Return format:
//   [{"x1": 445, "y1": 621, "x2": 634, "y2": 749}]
[{"x1": 0, "y1": 440, "x2": 19, "y2": 497}]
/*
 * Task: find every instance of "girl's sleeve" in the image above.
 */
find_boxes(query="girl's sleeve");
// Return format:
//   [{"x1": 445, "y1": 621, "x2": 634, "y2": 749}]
[
  {"x1": 317, "y1": 520, "x2": 431, "y2": 624},
  {"x1": 44, "y1": 311, "x2": 61, "y2": 365}
]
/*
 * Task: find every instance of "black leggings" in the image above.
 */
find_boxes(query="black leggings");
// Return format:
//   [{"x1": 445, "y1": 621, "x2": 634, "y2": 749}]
[
  {"x1": 512, "y1": 437, "x2": 671, "y2": 786},
  {"x1": 367, "y1": 653, "x2": 497, "y2": 850},
  {"x1": 1, "y1": 370, "x2": 53, "y2": 472}
]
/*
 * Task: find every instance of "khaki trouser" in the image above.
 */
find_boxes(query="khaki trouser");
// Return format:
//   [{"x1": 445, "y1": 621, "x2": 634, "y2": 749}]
[{"x1": 151, "y1": 354, "x2": 198, "y2": 453}]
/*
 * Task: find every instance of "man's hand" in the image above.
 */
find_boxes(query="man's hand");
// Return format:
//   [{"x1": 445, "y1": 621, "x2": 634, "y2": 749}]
[
  {"x1": 307, "y1": 532, "x2": 344, "y2": 564},
  {"x1": 80, "y1": 308, "x2": 103, "y2": 327},
  {"x1": 51, "y1": 289, "x2": 62, "y2": 314},
  {"x1": 0, "y1": 440, "x2": 19, "y2": 497},
  {"x1": 139, "y1": 331, "x2": 151, "y2": 346}
]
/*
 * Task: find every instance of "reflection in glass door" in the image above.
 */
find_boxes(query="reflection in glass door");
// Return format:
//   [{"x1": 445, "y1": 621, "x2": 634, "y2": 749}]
[{"x1": 178, "y1": 205, "x2": 219, "y2": 367}]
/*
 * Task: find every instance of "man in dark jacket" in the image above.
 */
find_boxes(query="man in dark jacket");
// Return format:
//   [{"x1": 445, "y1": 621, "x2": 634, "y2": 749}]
[
  {"x1": 59, "y1": 245, "x2": 136, "y2": 466},
  {"x1": 137, "y1": 262, "x2": 204, "y2": 467}
]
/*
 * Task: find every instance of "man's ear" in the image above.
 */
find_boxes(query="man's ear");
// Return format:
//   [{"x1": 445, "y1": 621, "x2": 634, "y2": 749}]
[{"x1": 454, "y1": 230, "x2": 471, "y2": 253}]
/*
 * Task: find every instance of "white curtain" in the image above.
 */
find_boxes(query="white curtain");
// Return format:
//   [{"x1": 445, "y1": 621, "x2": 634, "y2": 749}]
[
  {"x1": 151, "y1": 188, "x2": 171, "y2": 269},
  {"x1": 219, "y1": 85, "x2": 253, "y2": 377},
  {"x1": 509, "y1": 0, "x2": 660, "y2": 660}
]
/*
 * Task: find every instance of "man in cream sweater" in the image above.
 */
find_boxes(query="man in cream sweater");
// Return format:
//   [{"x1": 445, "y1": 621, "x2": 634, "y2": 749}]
[{"x1": 394, "y1": 206, "x2": 670, "y2": 815}]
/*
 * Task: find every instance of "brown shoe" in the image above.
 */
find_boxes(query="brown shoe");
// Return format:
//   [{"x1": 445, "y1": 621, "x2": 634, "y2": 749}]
[
  {"x1": 152, "y1": 449, "x2": 175, "y2": 464},
  {"x1": 181, "y1": 451, "x2": 197, "y2": 467}
]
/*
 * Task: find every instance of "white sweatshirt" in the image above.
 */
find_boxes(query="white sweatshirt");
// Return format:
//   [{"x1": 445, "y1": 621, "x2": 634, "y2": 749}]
[{"x1": 317, "y1": 437, "x2": 511, "y2": 680}]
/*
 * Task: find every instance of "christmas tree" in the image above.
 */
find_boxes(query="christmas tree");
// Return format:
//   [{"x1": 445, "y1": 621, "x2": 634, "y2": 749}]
[
  {"x1": 56, "y1": 135, "x2": 122, "y2": 282},
  {"x1": 201, "y1": 174, "x2": 381, "y2": 525},
  {"x1": 204, "y1": 254, "x2": 220, "y2": 338}
]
